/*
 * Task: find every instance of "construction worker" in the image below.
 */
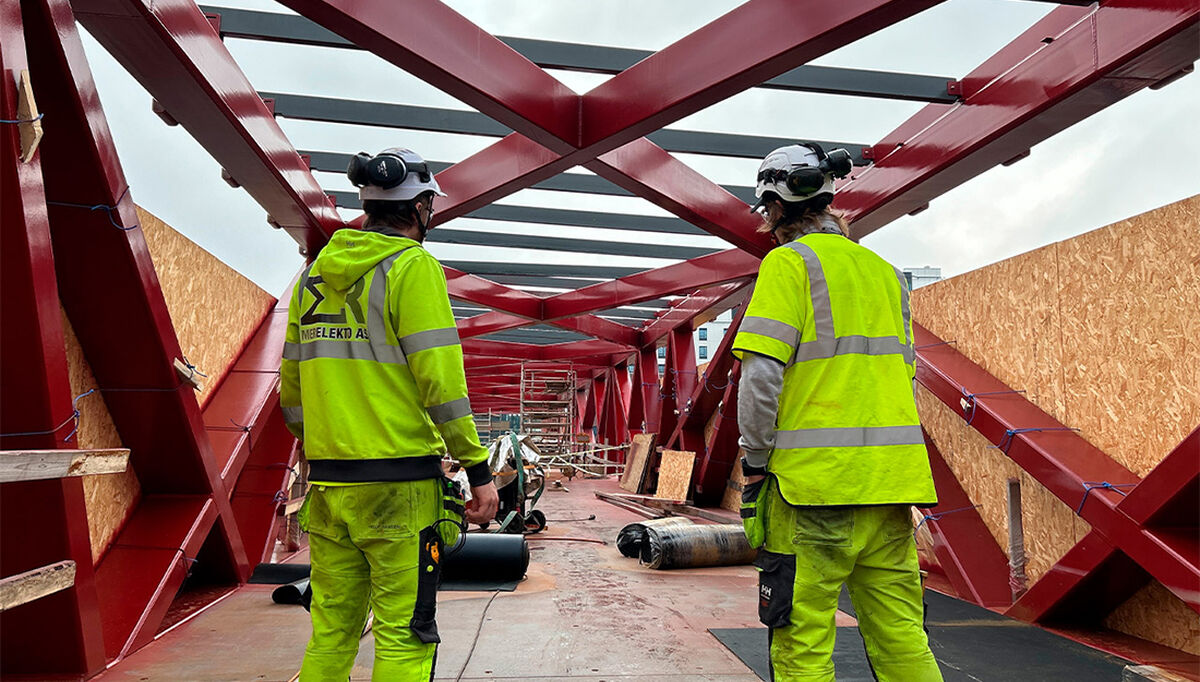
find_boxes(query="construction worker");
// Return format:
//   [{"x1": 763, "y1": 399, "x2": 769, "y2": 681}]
[
  {"x1": 734, "y1": 143, "x2": 942, "y2": 681},
  {"x1": 281, "y1": 147, "x2": 498, "y2": 681}
]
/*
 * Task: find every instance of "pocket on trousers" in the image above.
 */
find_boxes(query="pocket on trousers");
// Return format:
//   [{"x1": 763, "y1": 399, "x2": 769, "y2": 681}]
[
  {"x1": 792, "y1": 507, "x2": 853, "y2": 547},
  {"x1": 882, "y1": 505, "x2": 916, "y2": 542},
  {"x1": 359, "y1": 485, "x2": 415, "y2": 539},
  {"x1": 754, "y1": 550, "x2": 796, "y2": 629},
  {"x1": 409, "y1": 526, "x2": 442, "y2": 644}
]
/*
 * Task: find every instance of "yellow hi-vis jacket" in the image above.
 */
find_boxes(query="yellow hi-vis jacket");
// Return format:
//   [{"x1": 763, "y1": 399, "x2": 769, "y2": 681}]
[
  {"x1": 280, "y1": 229, "x2": 491, "y2": 486},
  {"x1": 732, "y1": 233, "x2": 936, "y2": 506}
]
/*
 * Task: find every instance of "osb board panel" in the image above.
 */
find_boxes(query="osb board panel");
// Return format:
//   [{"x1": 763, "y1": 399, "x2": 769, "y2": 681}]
[
  {"x1": 720, "y1": 448, "x2": 746, "y2": 513},
  {"x1": 1055, "y1": 196, "x2": 1200, "y2": 477},
  {"x1": 137, "y1": 206, "x2": 274, "y2": 407},
  {"x1": 1105, "y1": 580, "x2": 1200, "y2": 656},
  {"x1": 913, "y1": 194, "x2": 1200, "y2": 477},
  {"x1": 62, "y1": 308, "x2": 140, "y2": 564},
  {"x1": 655, "y1": 449, "x2": 695, "y2": 502},
  {"x1": 917, "y1": 386, "x2": 1089, "y2": 583},
  {"x1": 619, "y1": 433, "x2": 654, "y2": 493},
  {"x1": 913, "y1": 240, "x2": 1066, "y2": 424}
]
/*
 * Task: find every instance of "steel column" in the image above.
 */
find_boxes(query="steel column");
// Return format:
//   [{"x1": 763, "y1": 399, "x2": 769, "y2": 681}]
[{"x1": 0, "y1": 3, "x2": 106, "y2": 675}]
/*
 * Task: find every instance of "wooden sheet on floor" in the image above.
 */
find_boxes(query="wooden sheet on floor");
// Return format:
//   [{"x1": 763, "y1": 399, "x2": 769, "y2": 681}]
[
  {"x1": 655, "y1": 449, "x2": 695, "y2": 501},
  {"x1": 619, "y1": 433, "x2": 655, "y2": 494}
]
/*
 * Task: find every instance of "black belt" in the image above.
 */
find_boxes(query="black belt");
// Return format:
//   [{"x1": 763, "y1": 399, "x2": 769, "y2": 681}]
[{"x1": 308, "y1": 455, "x2": 443, "y2": 483}]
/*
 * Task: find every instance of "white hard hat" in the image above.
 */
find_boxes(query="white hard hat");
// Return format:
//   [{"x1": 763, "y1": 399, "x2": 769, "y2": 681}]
[
  {"x1": 750, "y1": 144, "x2": 835, "y2": 213},
  {"x1": 349, "y1": 147, "x2": 446, "y2": 202}
]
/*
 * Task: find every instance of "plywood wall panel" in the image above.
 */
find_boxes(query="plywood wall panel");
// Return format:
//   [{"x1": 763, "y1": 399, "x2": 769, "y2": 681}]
[
  {"x1": 912, "y1": 243, "x2": 1066, "y2": 422},
  {"x1": 1055, "y1": 197, "x2": 1200, "y2": 477},
  {"x1": 913, "y1": 195, "x2": 1198, "y2": 648},
  {"x1": 136, "y1": 206, "x2": 274, "y2": 407},
  {"x1": 61, "y1": 308, "x2": 140, "y2": 564},
  {"x1": 1105, "y1": 581, "x2": 1200, "y2": 656}
]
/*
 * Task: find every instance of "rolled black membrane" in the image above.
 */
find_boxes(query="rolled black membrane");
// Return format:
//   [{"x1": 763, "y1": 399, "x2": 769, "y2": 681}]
[
  {"x1": 615, "y1": 517, "x2": 693, "y2": 558},
  {"x1": 440, "y1": 532, "x2": 530, "y2": 583},
  {"x1": 640, "y1": 523, "x2": 756, "y2": 569},
  {"x1": 266, "y1": 533, "x2": 530, "y2": 608}
]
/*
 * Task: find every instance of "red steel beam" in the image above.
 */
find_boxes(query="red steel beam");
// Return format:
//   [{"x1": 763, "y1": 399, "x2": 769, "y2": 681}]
[
  {"x1": 640, "y1": 281, "x2": 751, "y2": 347},
  {"x1": 844, "y1": 1, "x2": 1199, "y2": 240},
  {"x1": 1006, "y1": 428, "x2": 1199, "y2": 622},
  {"x1": 445, "y1": 267, "x2": 542, "y2": 320},
  {"x1": 543, "y1": 249, "x2": 761, "y2": 320},
  {"x1": 915, "y1": 323, "x2": 1199, "y2": 613},
  {"x1": 917, "y1": 429, "x2": 1013, "y2": 608},
  {"x1": 457, "y1": 310, "x2": 640, "y2": 347},
  {"x1": 73, "y1": 0, "x2": 343, "y2": 255},
  {"x1": 579, "y1": 0, "x2": 941, "y2": 150},
  {"x1": 26, "y1": 0, "x2": 250, "y2": 658},
  {"x1": 1117, "y1": 426, "x2": 1199, "y2": 526},
  {"x1": 276, "y1": 0, "x2": 579, "y2": 152},
  {"x1": 0, "y1": 2, "x2": 107, "y2": 675},
  {"x1": 586, "y1": 139, "x2": 773, "y2": 256}
]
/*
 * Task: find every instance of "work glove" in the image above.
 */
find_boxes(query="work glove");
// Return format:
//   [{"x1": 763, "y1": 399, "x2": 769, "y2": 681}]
[{"x1": 741, "y1": 475, "x2": 770, "y2": 549}]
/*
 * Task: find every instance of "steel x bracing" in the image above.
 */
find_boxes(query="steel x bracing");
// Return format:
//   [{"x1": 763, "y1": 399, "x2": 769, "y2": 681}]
[{"x1": 4, "y1": 0, "x2": 1197, "y2": 673}]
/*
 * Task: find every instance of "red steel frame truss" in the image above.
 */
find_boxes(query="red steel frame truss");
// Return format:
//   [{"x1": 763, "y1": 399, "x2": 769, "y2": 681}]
[{"x1": 2, "y1": 0, "x2": 1196, "y2": 676}]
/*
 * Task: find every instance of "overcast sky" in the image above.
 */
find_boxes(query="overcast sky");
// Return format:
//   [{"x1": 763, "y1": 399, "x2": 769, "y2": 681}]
[{"x1": 78, "y1": 0, "x2": 1200, "y2": 299}]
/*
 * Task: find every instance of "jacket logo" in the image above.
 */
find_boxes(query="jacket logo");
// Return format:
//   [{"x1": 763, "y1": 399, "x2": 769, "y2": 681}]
[{"x1": 300, "y1": 276, "x2": 367, "y2": 326}]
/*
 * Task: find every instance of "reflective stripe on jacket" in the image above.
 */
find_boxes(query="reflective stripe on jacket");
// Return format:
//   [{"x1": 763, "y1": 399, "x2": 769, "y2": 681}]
[
  {"x1": 732, "y1": 233, "x2": 936, "y2": 506},
  {"x1": 280, "y1": 228, "x2": 489, "y2": 483}
]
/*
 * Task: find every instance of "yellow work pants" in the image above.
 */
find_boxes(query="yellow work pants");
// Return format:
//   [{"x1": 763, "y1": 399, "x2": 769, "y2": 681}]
[
  {"x1": 299, "y1": 480, "x2": 442, "y2": 681},
  {"x1": 758, "y1": 485, "x2": 943, "y2": 682}
]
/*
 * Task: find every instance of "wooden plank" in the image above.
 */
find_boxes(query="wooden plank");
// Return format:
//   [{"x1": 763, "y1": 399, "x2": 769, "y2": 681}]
[
  {"x1": 655, "y1": 449, "x2": 696, "y2": 502},
  {"x1": 0, "y1": 560, "x2": 76, "y2": 612},
  {"x1": 0, "y1": 448, "x2": 129, "y2": 483},
  {"x1": 619, "y1": 433, "x2": 655, "y2": 493},
  {"x1": 593, "y1": 491, "x2": 666, "y2": 519}
]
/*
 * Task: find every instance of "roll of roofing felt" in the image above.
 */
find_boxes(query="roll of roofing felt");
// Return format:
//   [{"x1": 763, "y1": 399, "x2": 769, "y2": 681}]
[
  {"x1": 615, "y1": 517, "x2": 694, "y2": 558},
  {"x1": 442, "y1": 532, "x2": 530, "y2": 583},
  {"x1": 641, "y1": 523, "x2": 755, "y2": 569}
]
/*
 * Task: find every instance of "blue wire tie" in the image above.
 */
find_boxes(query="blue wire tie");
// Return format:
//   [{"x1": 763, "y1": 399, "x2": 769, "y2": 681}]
[
  {"x1": 0, "y1": 112, "x2": 44, "y2": 124},
  {"x1": 1076, "y1": 481, "x2": 1136, "y2": 515},
  {"x1": 989, "y1": 426, "x2": 1079, "y2": 453},
  {"x1": 914, "y1": 504, "x2": 980, "y2": 535},
  {"x1": 46, "y1": 185, "x2": 138, "y2": 231},
  {"x1": 0, "y1": 388, "x2": 94, "y2": 441},
  {"x1": 915, "y1": 340, "x2": 957, "y2": 350}
]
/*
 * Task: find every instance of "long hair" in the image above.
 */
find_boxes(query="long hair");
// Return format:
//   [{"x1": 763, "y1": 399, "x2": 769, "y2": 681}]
[{"x1": 756, "y1": 192, "x2": 849, "y2": 241}]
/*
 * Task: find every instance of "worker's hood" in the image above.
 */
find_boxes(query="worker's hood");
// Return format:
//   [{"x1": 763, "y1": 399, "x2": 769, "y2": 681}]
[{"x1": 311, "y1": 228, "x2": 419, "y2": 292}]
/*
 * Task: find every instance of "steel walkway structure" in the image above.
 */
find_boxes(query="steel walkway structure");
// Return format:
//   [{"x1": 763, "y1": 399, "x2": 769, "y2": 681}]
[{"x1": 1, "y1": 0, "x2": 1196, "y2": 677}]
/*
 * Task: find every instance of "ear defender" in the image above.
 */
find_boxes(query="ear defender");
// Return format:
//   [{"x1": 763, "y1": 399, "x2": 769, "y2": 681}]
[
  {"x1": 347, "y1": 151, "x2": 374, "y2": 187},
  {"x1": 346, "y1": 151, "x2": 411, "y2": 189}
]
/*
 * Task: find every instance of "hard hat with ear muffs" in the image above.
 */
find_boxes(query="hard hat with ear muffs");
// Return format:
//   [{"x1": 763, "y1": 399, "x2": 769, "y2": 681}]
[
  {"x1": 347, "y1": 147, "x2": 446, "y2": 202},
  {"x1": 750, "y1": 142, "x2": 853, "y2": 213}
]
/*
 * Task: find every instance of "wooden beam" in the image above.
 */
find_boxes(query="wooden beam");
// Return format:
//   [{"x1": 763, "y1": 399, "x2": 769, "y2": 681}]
[
  {"x1": 0, "y1": 560, "x2": 76, "y2": 612},
  {"x1": 0, "y1": 449, "x2": 129, "y2": 483}
]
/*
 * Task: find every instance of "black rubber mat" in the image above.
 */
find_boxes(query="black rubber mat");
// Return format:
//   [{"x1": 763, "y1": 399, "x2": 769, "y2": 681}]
[
  {"x1": 711, "y1": 590, "x2": 1129, "y2": 681},
  {"x1": 249, "y1": 563, "x2": 520, "y2": 592}
]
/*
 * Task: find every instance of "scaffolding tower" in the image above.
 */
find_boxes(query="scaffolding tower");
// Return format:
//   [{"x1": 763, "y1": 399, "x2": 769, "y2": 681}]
[{"x1": 519, "y1": 365, "x2": 576, "y2": 458}]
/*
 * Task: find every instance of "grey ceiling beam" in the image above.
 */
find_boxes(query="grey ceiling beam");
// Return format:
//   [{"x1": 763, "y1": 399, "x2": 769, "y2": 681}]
[
  {"x1": 203, "y1": 6, "x2": 957, "y2": 103},
  {"x1": 329, "y1": 190, "x2": 711, "y2": 236},
  {"x1": 443, "y1": 260, "x2": 643, "y2": 280},
  {"x1": 431, "y1": 228, "x2": 717, "y2": 260},
  {"x1": 302, "y1": 149, "x2": 758, "y2": 203},
  {"x1": 266, "y1": 93, "x2": 869, "y2": 164}
]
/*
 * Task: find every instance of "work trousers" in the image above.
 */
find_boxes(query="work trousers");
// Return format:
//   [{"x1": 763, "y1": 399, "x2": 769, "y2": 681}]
[
  {"x1": 300, "y1": 480, "x2": 443, "y2": 682},
  {"x1": 758, "y1": 485, "x2": 943, "y2": 682}
]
